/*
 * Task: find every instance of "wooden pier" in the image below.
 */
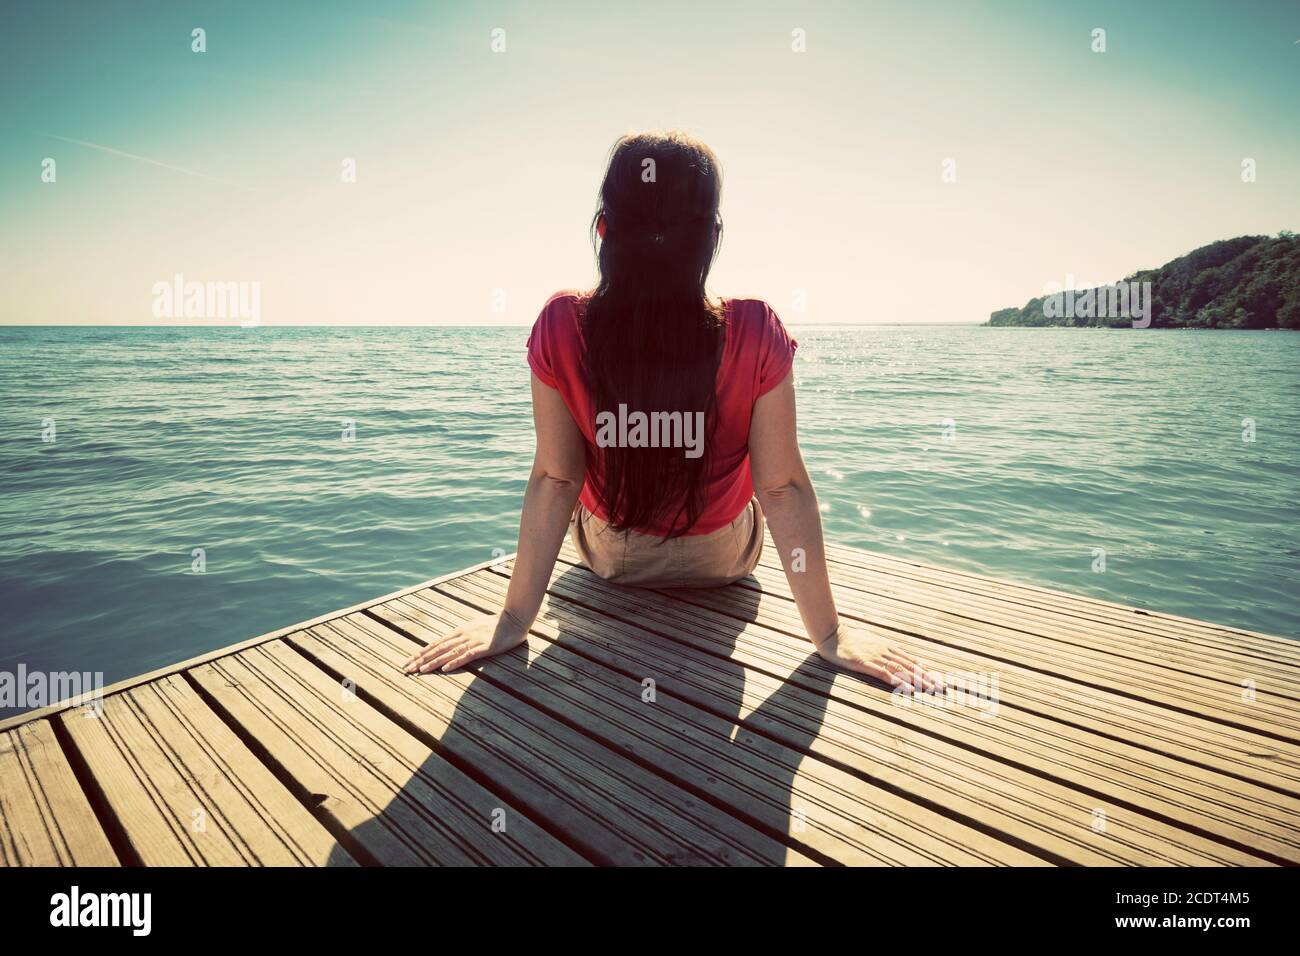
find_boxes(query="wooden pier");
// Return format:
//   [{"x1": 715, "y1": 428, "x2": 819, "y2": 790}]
[{"x1": 3, "y1": 536, "x2": 1298, "y2": 866}]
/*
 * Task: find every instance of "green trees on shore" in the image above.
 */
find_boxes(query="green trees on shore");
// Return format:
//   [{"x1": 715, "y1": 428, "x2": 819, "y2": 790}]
[{"x1": 987, "y1": 232, "x2": 1300, "y2": 328}]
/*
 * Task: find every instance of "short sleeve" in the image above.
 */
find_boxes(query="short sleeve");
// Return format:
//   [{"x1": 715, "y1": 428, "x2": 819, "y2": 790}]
[
  {"x1": 756, "y1": 303, "x2": 797, "y2": 397},
  {"x1": 526, "y1": 298, "x2": 561, "y2": 389}
]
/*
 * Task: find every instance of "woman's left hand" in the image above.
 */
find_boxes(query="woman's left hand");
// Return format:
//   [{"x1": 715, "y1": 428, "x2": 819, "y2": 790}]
[
  {"x1": 815, "y1": 622, "x2": 946, "y2": 693},
  {"x1": 402, "y1": 609, "x2": 529, "y2": 674}
]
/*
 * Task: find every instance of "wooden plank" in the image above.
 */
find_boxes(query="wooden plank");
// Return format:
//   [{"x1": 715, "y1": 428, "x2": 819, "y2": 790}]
[
  {"x1": 696, "y1": 578, "x2": 1300, "y2": 798},
  {"x1": 653, "y1": 574, "x2": 1300, "y2": 861},
  {"x1": 465, "y1": 564, "x2": 1278, "y2": 865},
  {"x1": 729, "y1": 559, "x2": 1300, "y2": 742},
  {"x1": 288, "y1": 613, "x2": 817, "y2": 866},
  {"x1": 61, "y1": 671, "x2": 353, "y2": 866},
  {"x1": 554, "y1": 544, "x2": 1300, "y2": 791},
  {"x1": 817, "y1": 538, "x2": 1300, "y2": 660},
  {"x1": 616, "y1": 554, "x2": 1300, "y2": 790},
  {"x1": 824, "y1": 546, "x2": 1300, "y2": 669},
  {"x1": 190, "y1": 643, "x2": 584, "y2": 866},
  {"x1": 0, "y1": 720, "x2": 117, "y2": 866},
  {"x1": 371, "y1": 588, "x2": 1043, "y2": 866},
  {"x1": 536, "y1": 557, "x2": 1300, "y2": 854},
  {"x1": 788, "y1": 546, "x2": 1300, "y2": 697},
  {"x1": 5, "y1": 534, "x2": 1294, "y2": 869},
  {"x1": 0, "y1": 552, "x2": 520, "y2": 734}
]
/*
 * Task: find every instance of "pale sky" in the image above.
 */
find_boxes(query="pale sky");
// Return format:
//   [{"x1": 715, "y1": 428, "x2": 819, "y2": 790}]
[{"x1": 2, "y1": 0, "x2": 1297, "y2": 325}]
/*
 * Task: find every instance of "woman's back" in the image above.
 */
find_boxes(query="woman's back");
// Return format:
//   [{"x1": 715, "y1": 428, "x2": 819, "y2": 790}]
[
  {"x1": 527, "y1": 290, "x2": 797, "y2": 537},
  {"x1": 404, "y1": 128, "x2": 943, "y2": 696}
]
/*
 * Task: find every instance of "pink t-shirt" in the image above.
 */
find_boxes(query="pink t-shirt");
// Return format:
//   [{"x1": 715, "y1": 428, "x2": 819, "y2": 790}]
[{"x1": 526, "y1": 290, "x2": 798, "y2": 536}]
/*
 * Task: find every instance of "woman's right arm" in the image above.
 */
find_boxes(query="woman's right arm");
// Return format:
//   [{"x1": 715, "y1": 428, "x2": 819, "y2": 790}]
[
  {"x1": 403, "y1": 373, "x2": 583, "y2": 675},
  {"x1": 748, "y1": 370, "x2": 944, "y2": 692}
]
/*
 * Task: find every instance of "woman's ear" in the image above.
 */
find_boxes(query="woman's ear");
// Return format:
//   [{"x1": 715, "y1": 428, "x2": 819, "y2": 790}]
[{"x1": 596, "y1": 215, "x2": 606, "y2": 239}]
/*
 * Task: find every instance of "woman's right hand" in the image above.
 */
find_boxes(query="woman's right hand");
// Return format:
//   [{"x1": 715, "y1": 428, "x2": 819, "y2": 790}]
[{"x1": 402, "y1": 609, "x2": 529, "y2": 674}]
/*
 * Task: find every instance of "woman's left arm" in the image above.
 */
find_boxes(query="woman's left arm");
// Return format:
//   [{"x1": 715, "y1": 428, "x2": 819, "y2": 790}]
[{"x1": 404, "y1": 373, "x2": 584, "y2": 674}]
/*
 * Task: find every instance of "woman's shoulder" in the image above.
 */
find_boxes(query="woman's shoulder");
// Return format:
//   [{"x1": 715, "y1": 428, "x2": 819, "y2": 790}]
[
  {"x1": 528, "y1": 290, "x2": 591, "y2": 386},
  {"x1": 720, "y1": 297, "x2": 797, "y2": 387},
  {"x1": 723, "y1": 295, "x2": 781, "y2": 318},
  {"x1": 541, "y1": 288, "x2": 590, "y2": 314},
  {"x1": 533, "y1": 289, "x2": 589, "y2": 335},
  {"x1": 721, "y1": 296, "x2": 788, "y2": 338}
]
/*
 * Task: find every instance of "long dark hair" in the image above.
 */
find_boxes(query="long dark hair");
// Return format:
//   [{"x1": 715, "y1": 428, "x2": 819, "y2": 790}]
[{"x1": 581, "y1": 131, "x2": 725, "y2": 538}]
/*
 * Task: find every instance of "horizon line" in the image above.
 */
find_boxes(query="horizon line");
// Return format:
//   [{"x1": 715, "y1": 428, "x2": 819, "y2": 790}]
[{"x1": 0, "y1": 321, "x2": 990, "y2": 329}]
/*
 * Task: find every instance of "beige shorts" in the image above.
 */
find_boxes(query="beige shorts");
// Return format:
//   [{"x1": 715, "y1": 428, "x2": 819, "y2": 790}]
[{"x1": 570, "y1": 497, "x2": 765, "y2": 589}]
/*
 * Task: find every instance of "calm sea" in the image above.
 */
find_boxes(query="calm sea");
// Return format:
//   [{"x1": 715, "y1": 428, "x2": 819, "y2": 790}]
[{"x1": 1, "y1": 326, "x2": 1297, "y2": 717}]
